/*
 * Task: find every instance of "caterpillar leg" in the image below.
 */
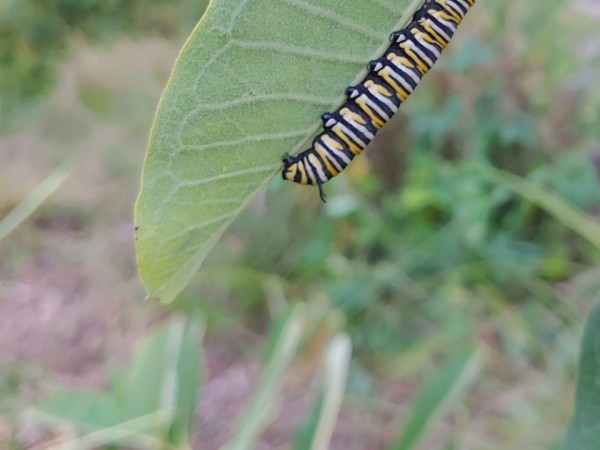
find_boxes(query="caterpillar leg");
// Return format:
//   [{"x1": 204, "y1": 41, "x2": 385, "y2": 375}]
[
  {"x1": 389, "y1": 30, "x2": 406, "y2": 43},
  {"x1": 344, "y1": 85, "x2": 358, "y2": 97},
  {"x1": 317, "y1": 181, "x2": 327, "y2": 203}
]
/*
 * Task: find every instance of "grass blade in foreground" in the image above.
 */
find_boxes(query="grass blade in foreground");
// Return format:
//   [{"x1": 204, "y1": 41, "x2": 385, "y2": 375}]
[
  {"x1": 0, "y1": 162, "x2": 72, "y2": 242},
  {"x1": 390, "y1": 347, "x2": 481, "y2": 450},
  {"x1": 294, "y1": 333, "x2": 352, "y2": 450},
  {"x1": 564, "y1": 298, "x2": 600, "y2": 450},
  {"x1": 134, "y1": 0, "x2": 423, "y2": 302},
  {"x1": 119, "y1": 315, "x2": 204, "y2": 446},
  {"x1": 32, "y1": 409, "x2": 172, "y2": 450},
  {"x1": 221, "y1": 305, "x2": 306, "y2": 450}
]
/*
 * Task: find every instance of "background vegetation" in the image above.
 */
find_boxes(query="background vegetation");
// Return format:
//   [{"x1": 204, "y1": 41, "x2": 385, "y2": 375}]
[{"x1": 1, "y1": 0, "x2": 599, "y2": 448}]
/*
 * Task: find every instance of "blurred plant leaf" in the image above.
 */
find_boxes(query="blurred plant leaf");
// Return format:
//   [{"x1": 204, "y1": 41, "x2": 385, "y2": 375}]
[
  {"x1": 390, "y1": 346, "x2": 481, "y2": 450},
  {"x1": 222, "y1": 305, "x2": 306, "y2": 450},
  {"x1": 0, "y1": 162, "x2": 72, "y2": 241},
  {"x1": 482, "y1": 166, "x2": 600, "y2": 251},
  {"x1": 34, "y1": 391, "x2": 125, "y2": 431},
  {"x1": 33, "y1": 409, "x2": 171, "y2": 450},
  {"x1": 134, "y1": 0, "x2": 424, "y2": 302},
  {"x1": 119, "y1": 315, "x2": 204, "y2": 446},
  {"x1": 33, "y1": 315, "x2": 204, "y2": 449},
  {"x1": 294, "y1": 333, "x2": 351, "y2": 450},
  {"x1": 564, "y1": 297, "x2": 600, "y2": 450}
]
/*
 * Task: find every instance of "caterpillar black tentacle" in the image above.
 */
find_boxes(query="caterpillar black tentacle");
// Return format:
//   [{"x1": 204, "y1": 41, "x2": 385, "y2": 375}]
[{"x1": 281, "y1": 0, "x2": 476, "y2": 201}]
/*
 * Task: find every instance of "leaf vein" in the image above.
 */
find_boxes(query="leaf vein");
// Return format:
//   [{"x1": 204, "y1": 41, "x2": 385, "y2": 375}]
[
  {"x1": 179, "y1": 129, "x2": 314, "y2": 152},
  {"x1": 369, "y1": 0, "x2": 402, "y2": 14},
  {"x1": 232, "y1": 39, "x2": 366, "y2": 64},
  {"x1": 176, "y1": 164, "x2": 279, "y2": 188},
  {"x1": 160, "y1": 211, "x2": 238, "y2": 247},
  {"x1": 281, "y1": 0, "x2": 386, "y2": 40},
  {"x1": 191, "y1": 93, "x2": 333, "y2": 112}
]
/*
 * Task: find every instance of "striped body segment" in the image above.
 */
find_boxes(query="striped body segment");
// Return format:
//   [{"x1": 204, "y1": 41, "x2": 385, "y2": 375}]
[{"x1": 282, "y1": 0, "x2": 476, "y2": 201}]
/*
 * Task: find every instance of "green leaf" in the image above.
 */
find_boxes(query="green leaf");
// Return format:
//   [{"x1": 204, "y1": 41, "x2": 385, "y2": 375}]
[
  {"x1": 564, "y1": 298, "x2": 600, "y2": 450},
  {"x1": 121, "y1": 315, "x2": 204, "y2": 444},
  {"x1": 34, "y1": 316, "x2": 204, "y2": 448},
  {"x1": 34, "y1": 390, "x2": 172, "y2": 448},
  {"x1": 35, "y1": 390, "x2": 125, "y2": 430},
  {"x1": 390, "y1": 347, "x2": 481, "y2": 450},
  {"x1": 134, "y1": 0, "x2": 424, "y2": 302}
]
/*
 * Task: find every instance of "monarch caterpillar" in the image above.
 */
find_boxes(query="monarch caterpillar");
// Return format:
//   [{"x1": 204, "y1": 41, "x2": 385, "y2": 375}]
[{"x1": 282, "y1": 0, "x2": 476, "y2": 201}]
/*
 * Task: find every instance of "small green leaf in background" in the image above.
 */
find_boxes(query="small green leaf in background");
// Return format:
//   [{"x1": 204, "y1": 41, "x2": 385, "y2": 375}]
[
  {"x1": 33, "y1": 315, "x2": 204, "y2": 449},
  {"x1": 564, "y1": 297, "x2": 600, "y2": 450},
  {"x1": 33, "y1": 391, "x2": 124, "y2": 431},
  {"x1": 390, "y1": 347, "x2": 481, "y2": 450},
  {"x1": 118, "y1": 314, "x2": 204, "y2": 446},
  {"x1": 134, "y1": 0, "x2": 424, "y2": 302}
]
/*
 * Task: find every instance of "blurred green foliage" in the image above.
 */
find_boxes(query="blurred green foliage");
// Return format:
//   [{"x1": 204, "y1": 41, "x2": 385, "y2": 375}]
[
  {"x1": 34, "y1": 316, "x2": 204, "y2": 449},
  {"x1": 0, "y1": 0, "x2": 207, "y2": 119}
]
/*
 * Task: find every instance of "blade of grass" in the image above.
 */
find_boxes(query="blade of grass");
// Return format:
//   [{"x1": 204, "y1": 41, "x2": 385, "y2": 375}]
[
  {"x1": 0, "y1": 161, "x2": 73, "y2": 241},
  {"x1": 481, "y1": 166, "x2": 600, "y2": 251},
  {"x1": 221, "y1": 305, "x2": 306, "y2": 450},
  {"x1": 312, "y1": 334, "x2": 352, "y2": 450},
  {"x1": 389, "y1": 347, "x2": 481, "y2": 450},
  {"x1": 294, "y1": 333, "x2": 352, "y2": 450},
  {"x1": 34, "y1": 409, "x2": 173, "y2": 450},
  {"x1": 564, "y1": 297, "x2": 600, "y2": 450},
  {"x1": 120, "y1": 315, "x2": 204, "y2": 445},
  {"x1": 162, "y1": 315, "x2": 205, "y2": 447}
]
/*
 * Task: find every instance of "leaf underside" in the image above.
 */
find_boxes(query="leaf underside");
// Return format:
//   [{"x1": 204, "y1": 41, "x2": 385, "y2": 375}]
[{"x1": 135, "y1": 0, "x2": 422, "y2": 302}]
